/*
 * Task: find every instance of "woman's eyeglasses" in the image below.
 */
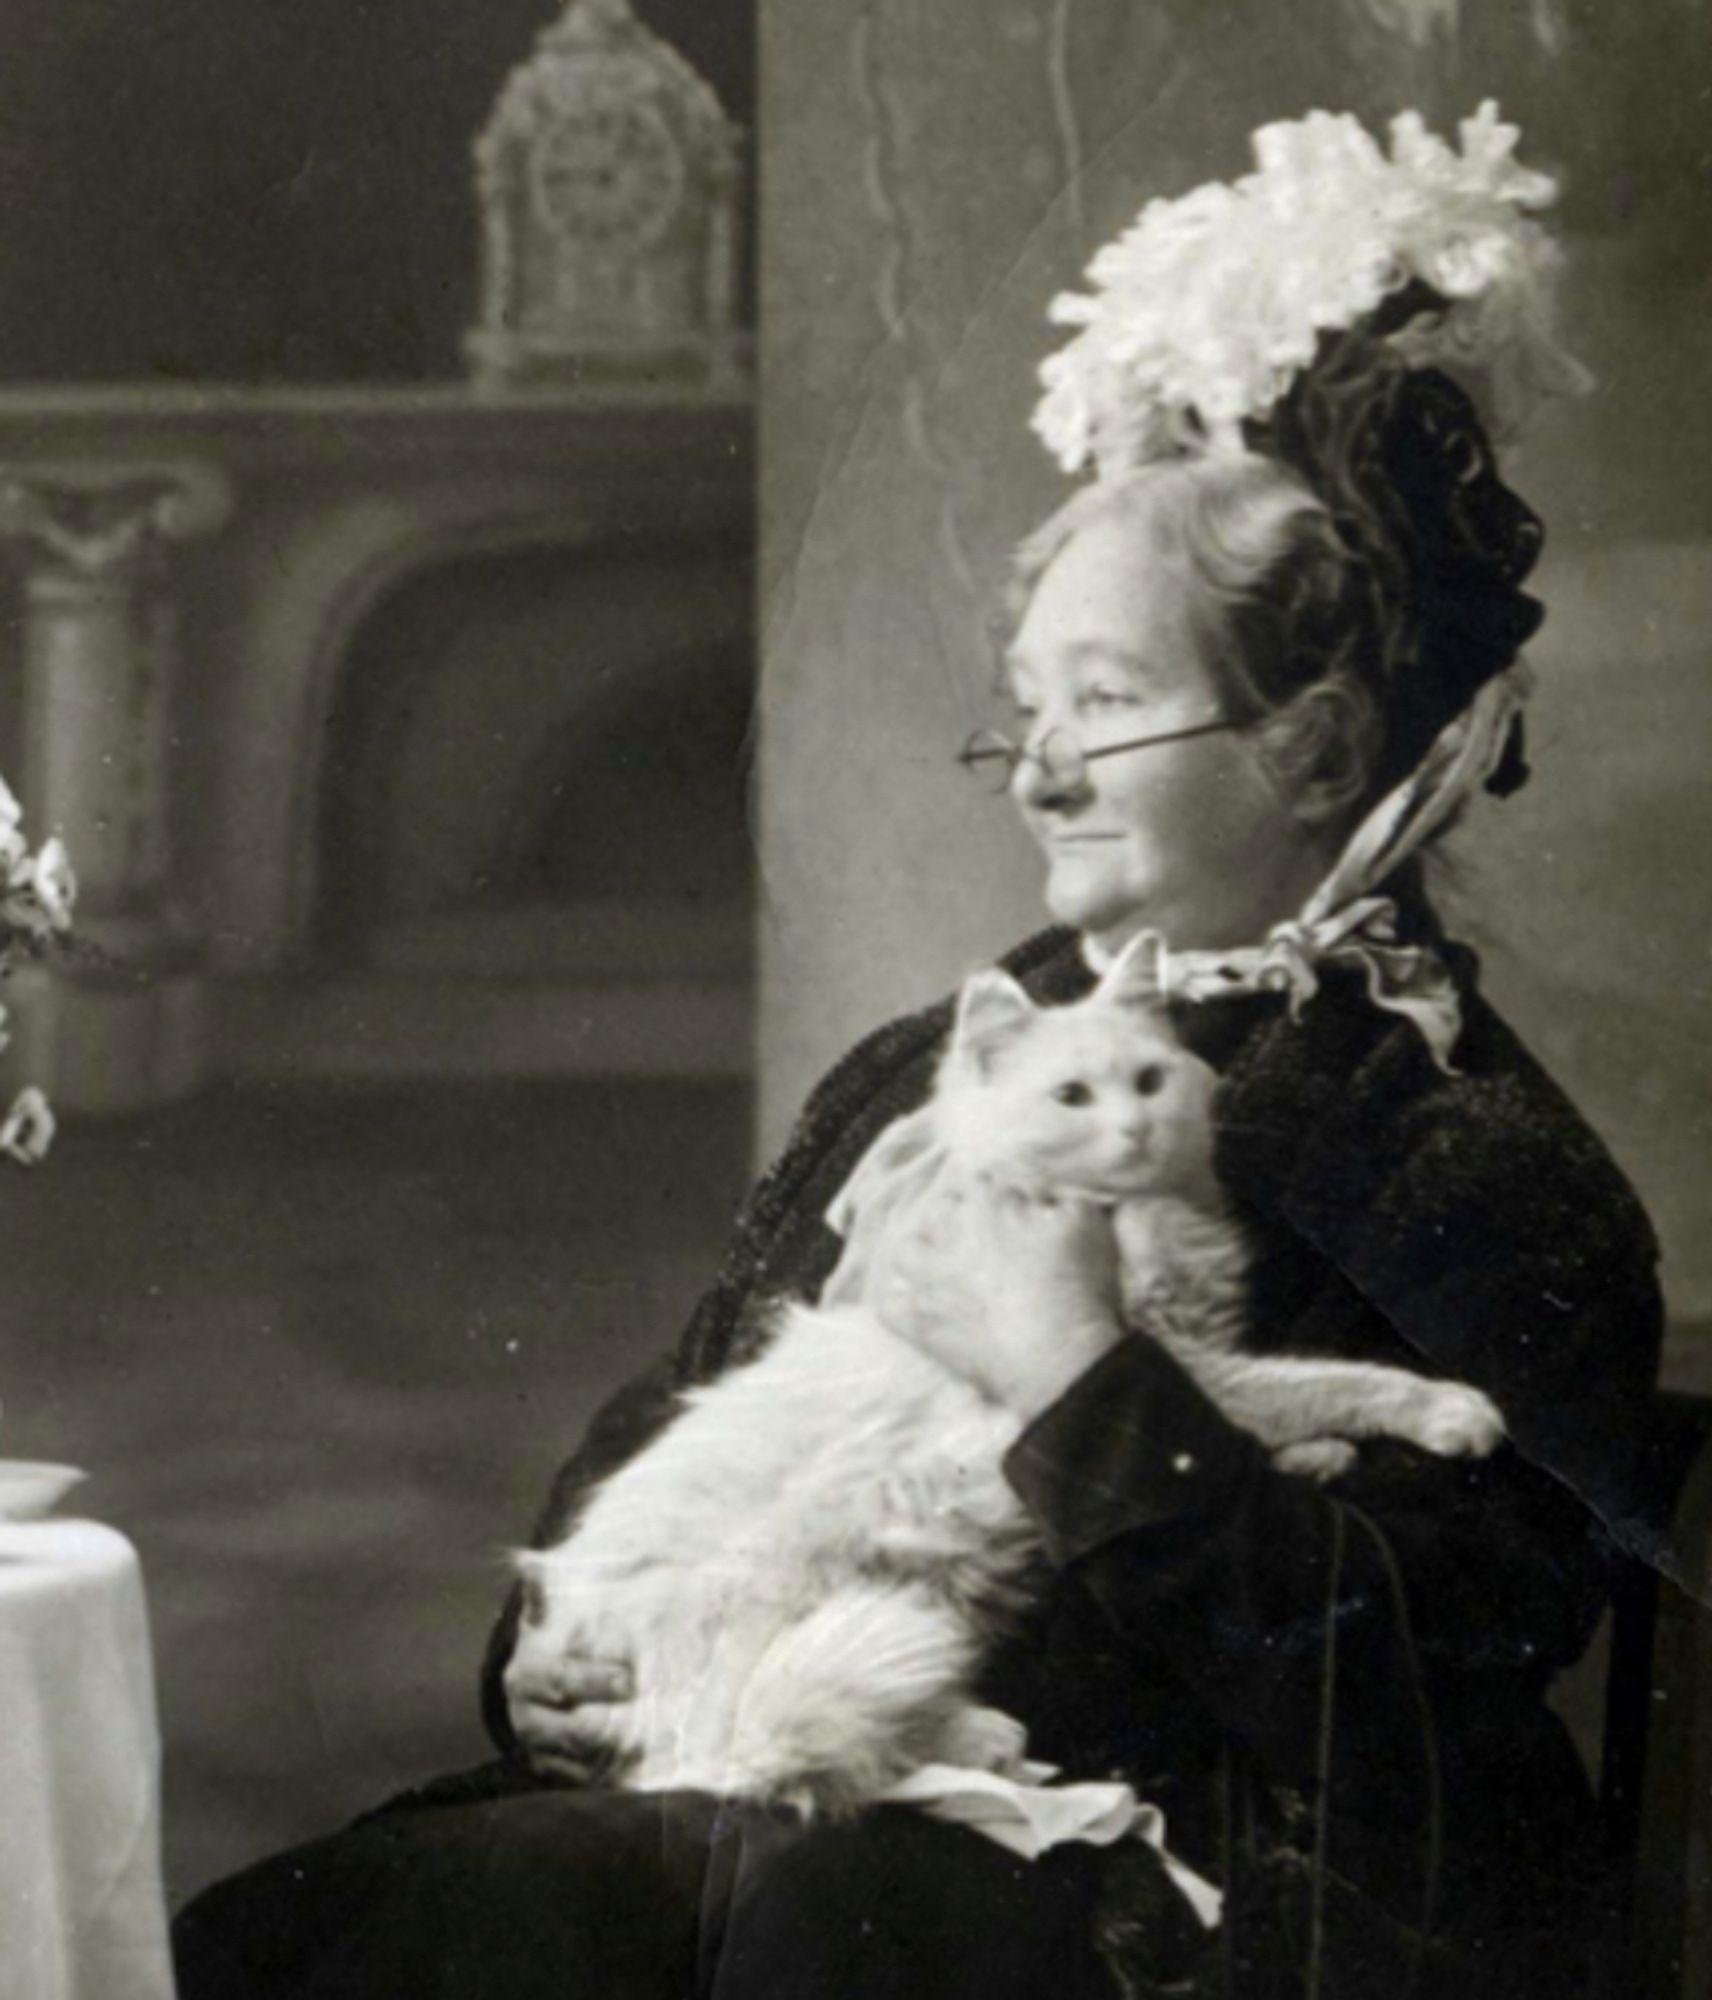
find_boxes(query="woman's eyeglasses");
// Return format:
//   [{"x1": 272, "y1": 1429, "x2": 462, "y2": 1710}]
[{"x1": 954, "y1": 718, "x2": 1239, "y2": 795}]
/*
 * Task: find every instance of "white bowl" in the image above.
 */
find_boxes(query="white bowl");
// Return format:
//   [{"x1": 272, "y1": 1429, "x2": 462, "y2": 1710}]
[{"x1": 0, "y1": 1461, "x2": 87, "y2": 1521}]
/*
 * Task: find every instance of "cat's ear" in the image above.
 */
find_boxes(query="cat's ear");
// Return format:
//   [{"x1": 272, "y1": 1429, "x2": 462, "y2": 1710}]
[
  {"x1": 950, "y1": 968, "x2": 1037, "y2": 1074},
  {"x1": 1099, "y1": 929, "x2": 1170, "y2": 1012}
]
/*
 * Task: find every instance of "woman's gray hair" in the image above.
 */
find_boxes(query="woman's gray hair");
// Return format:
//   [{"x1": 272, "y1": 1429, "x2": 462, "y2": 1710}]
[{"x1": 1006, "y1": 456, "x2": 1387, "y2": 818}]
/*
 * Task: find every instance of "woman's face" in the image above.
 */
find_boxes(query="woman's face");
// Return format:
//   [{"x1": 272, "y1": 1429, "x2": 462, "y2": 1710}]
[{"x1": 1005, "y1": 506, "x2": 1341, "y2": 954}]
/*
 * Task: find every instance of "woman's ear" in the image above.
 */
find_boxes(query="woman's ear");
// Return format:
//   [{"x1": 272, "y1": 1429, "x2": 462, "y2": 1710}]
[
  {"x1": 1267, "y1": 680, "x2": 1380, "y2": 826},
  {"x1": 1098, "y1": 929, "x2": 1168, "y2": 1010},
  {"x1": 951, "y1": 969, "x2": 1037, "y2": 1074}
]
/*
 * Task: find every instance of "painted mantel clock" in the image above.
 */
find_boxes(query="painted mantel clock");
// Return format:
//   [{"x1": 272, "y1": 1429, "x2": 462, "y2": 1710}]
[{"x1": 466, "y1": 0, "x2": 745, "y2": 388}]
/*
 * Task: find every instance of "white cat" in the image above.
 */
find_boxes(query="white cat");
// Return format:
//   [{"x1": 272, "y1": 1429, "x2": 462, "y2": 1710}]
[{"x1": 518, "y1": 935, "x2": 1503, "y2": 1816}]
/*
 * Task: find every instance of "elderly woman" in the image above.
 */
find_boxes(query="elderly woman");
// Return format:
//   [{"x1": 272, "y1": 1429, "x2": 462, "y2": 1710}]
[{"x1": 174, "y1": 108, "x2": 1669, "y2": 2000}]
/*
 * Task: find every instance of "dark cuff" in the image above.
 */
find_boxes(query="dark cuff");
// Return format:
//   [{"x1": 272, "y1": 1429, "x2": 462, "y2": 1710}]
[{"x1": 1002, "y1": 1335, "x2": 1261, "y2": 1567}]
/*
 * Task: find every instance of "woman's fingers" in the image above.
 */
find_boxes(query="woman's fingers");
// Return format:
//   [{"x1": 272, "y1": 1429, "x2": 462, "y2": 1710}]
[
  {"x1": 548, "y1": 1657, "x2": 635, "y2": 1705},
  {"x1": 506, "y1": 1648, "x2": 633, "y2": 1710},
  {"x1": 509, "y1": 1700, "x2": 605, "y2": 1782},
  {"x1": 503, "y1": 1641, "x2": 635, "y2": 1780},
  {"x1": 506, "y1": 1656, "x2": 634, "y2": 1781}
]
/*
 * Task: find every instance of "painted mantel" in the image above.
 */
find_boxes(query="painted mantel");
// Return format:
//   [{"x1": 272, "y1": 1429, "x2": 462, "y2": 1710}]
[{"x1": 0, "y1": 382, "x2": 753, "y2": 1112}]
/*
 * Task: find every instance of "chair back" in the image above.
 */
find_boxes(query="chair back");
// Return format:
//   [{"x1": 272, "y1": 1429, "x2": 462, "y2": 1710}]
[{"x1": 1599, "y1": 1388, "x2": 1712, "y2": 1997}]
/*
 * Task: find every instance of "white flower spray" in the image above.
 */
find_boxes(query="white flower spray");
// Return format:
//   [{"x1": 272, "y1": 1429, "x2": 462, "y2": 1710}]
[
  {"x1": 0, "y1": 772, "x2": 76, "y2": 1167},
  {"x1": 1032, "y1": 102, "x2": 1587, "y2": 481}
]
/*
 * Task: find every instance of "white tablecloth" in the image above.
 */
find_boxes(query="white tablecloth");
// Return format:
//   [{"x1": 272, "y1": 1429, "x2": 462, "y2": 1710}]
[{"x1": 0, "y1": 1518, "x2": 175, "y2": 2000}]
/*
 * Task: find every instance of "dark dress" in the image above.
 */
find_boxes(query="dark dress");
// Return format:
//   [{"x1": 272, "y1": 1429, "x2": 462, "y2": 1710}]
[{"x1": 174, "y1": 924, "x2": 1673, "y2": 2000}]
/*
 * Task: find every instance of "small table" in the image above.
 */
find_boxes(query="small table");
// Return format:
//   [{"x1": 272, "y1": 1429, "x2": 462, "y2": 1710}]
[{"x1": 0, "y1": 1518, "x2": 175, "y2": 2000}]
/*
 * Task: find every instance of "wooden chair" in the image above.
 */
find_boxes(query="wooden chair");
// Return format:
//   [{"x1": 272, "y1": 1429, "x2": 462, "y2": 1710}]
[{"x1": 1596, "y1": 1390, "x2": 1712, "y2": 1996}]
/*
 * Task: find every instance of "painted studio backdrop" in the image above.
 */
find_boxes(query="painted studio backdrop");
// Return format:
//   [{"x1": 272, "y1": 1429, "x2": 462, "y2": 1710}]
[
  {"x1": 0, "y1": 0, "x2": 1704, "y2": 1950},
  {"x1": 0, "y1": 0, "x2": 758, "y2": 1907}
]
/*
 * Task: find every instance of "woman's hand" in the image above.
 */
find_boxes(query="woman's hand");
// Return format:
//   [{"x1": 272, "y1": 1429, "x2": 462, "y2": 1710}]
[
  {"x1": 503, "y1": 1621, "x2": 634, "y2": 1783},
  {"x1": 873, "y1": 1171, "x2": 1125, "y2": 1420}
]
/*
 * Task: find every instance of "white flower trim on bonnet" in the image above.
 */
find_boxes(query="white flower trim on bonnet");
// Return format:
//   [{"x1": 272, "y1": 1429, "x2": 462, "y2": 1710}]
[
  {"x1": 1033, "y1": 101, "x2": 1587, "y2": 478},
  {"x1": 1033, "y1": 104, "x2": 1583, "y2": 1071}
]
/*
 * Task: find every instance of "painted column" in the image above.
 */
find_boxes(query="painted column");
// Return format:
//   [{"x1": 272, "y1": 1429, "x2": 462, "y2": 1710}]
[{"x1": 0, "y1": 461, "x2": 232, "y2": 1113}]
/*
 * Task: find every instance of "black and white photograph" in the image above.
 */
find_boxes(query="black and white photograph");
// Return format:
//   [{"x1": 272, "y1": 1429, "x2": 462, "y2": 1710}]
[{"x1": 0, "y1": 4, "x2": 1707, "y2": 1997}]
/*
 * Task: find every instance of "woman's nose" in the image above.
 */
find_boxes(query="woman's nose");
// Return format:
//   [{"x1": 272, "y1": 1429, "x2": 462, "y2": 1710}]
[
  {"x1": 1012, "y1": 730, "x2": 1090, "y2": 811},
  {"x1": 1013, "y1": 755, "x2": 1066, "y2": 811}
]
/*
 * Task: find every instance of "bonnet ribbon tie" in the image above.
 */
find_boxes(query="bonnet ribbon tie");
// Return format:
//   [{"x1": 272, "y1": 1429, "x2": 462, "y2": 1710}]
[
  {"x1": 1157, "y1": 893, "x2": 1463, "y2": 1071},
  {"x1": 1094, "y1": 664, "x2": 1532, "y2": 1072}
]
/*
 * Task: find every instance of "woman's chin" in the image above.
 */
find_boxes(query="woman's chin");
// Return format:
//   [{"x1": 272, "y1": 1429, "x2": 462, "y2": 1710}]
[
  {"x1": 1043, "y1": 866, "x2": 1137, "y2": 937},
  {"x1": 1043, "y1": 878, "x2": 1151, "y2": 946}
]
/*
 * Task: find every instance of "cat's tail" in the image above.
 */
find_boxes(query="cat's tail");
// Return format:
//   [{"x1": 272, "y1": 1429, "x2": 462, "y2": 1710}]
[{"x1": 660, "y1": 1582, "x2": 980, "y2": 1820}]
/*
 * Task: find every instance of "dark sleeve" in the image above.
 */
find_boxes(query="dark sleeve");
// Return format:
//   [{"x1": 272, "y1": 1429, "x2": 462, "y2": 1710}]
[
  {"x1": 1004, "y1": 1285, "x2": 1649, "y2": 1793},
  {"x1": 1004, "y1": 1004, "x2": 1667, "y2": 1798}
]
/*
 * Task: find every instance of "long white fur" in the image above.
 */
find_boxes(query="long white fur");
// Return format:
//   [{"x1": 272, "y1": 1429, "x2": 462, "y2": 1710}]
[
  {"x1": 521, "y1": 934, "x2": 1503, "y2": 1814},
  {"x1": 520, "y1": 1304, "x2": 1032, "y2": 1814}
]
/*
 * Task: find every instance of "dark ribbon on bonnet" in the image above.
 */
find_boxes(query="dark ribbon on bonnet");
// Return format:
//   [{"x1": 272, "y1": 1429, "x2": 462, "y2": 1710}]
[{"x1": 1252, "y1": 289, "x2": 1546, "y2": 799}]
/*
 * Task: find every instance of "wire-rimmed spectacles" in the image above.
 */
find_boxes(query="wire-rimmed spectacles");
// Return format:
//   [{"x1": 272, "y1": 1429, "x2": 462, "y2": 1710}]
[{"x1": 954, "y1": 718, "x2": 1239, "y2": 795}]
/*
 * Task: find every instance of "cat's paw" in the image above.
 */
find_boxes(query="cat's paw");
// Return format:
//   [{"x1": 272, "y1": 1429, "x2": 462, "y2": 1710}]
[
  {"x1": 1272, "y1": 1438, "x2": 1357, "y2": 1483},
  {"x1": 1409, "y1": 1382, "x2": 1505, "y2": 1458}
]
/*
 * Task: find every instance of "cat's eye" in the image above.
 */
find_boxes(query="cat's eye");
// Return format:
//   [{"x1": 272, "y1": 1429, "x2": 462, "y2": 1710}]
[
  {"x1": 1133, "y1": 1065, "x2": 1165, "y2": 1096},
  {"x1": 1053, "y1": 1081, "x2": 1092, "y2": 1107}
]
